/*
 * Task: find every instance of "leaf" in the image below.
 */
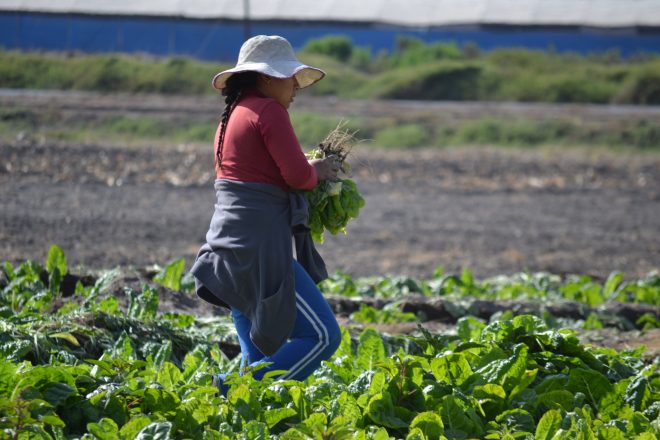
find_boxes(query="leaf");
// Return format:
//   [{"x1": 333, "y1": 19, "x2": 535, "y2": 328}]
[
  {"x1": 153, "y1": 341, "x2": 173, "y2": 370},
  {"x1": 405, "y1": 427, "x2": 427, "y2": 440},
  {"x1": 47, "y1": 245, "x2": 67, "y2": 277},
  {"x1": 15, "y1": 365, "x2": 77, "y2": 392},
  {"x1": 91, "y1": 268, "x2": 120, "y2": 296},
  {"x1": 112, "y1": 332, "x2": 136, "y2": 360},
  {"x1": 508, "y1": 368, "x2": 537, "y2": 400},
  {"x1": 368, "y1": 371, "x2": 387, "y2": 395},
  {"x1": 627, "y1": 412, "x2": 651, "y2": 436},
  {"x1": 87, "y1": 359, "x2": 117, "y2": 378},
  {"x1": 599, "y1": 380, "x2": 628, "y2": 420},
  {"x1": 439, "y1": 395, "x2": 483, "y2": 437},
  {"x1": 157, "y1": 362, "x2": 182, "y2": 390},
  {"x1": 135, "y1": 421, "x2": 173, "y2": 440},
  {"x1": 536, "y1": 390, "x2": 575, "y2": 412},
  {"x1": 583, "y1": 313, "x2": 603, "y2": 330},
  {"x1": 119, "y1": 415, "x2": 153, "y2": 439},
  {"x1": 162, "y1": 312, "x2": 195, "y2": 328},
  {"x1": 263, "y1": 407, "x2": 297, "y2": 428},
  {"x1": 301, "y1": 412, "x2": 327, "y2": 431},
  {"x1": 534, "y1": 409, "x2": 562, "y2": 440},
  {"x1": 366, "y1": 392, "x2": 409, "y2": 429},
  {"x1": 476, "y1": 343, "x2": 529, "y2": 393},
  {"x1": 597, "y1": 426, "x2": 626, "y2": 440},
  {"x1": 43, "y1": 382, "x2": 76, "y2": 407},
  {"x1": 495, "y1": 409, "x2": 534, "y2": 433},
  {"x1": 153, "y1": 258, "x2": 186, "y2": 291},
  {"x1": 243, "y1": 420, "x2": 270, "y2": 439},
  {"x1": 289, "y1": 386, "x2": 305, "y2": 419},
  {"x1": 583, "y1": 283, "x2": 605, "y2": 307},
  {"x1": 335, "y1": 326, "x2": 353, "y2": 358},
  {"x1": 474, "y1": 383, "x2": 506, "y2": 401},
  {"x1": 127, "y1": 286, "x2": 159, "y2": 321},
  {"x1": 3, "y1": 261, "x2": 15, "y2": 281},
  {"x1": 87, "y1": 417, "x2": 120, "y2": 440},
  {"x1": 603, "y1": 271, "x2": 624, "y2": 298},
  {"x1": 0, "y1": 340, "x2": 32, "y2": 362},
  {"x1": 49, "y1": 267, "x2": 62, "y2": 296},
  {"x1": 625, "y1": 375, "x2": 651, "y2": 411},
  {"x1": 370, "y1": 427, "x2": 391, "y2": 440},
  {"x1": 0, "y1": 360, "x2": 18, "y2": 395},
  {"x1": 335, "y1": 392, "x2": 362, "y2": 425},
  {"x1": 49, "y1": 332, "x2": 80, "y2": 347},
  {"x1": 430, "y1": 353, "x2": 472, "y2": 385},
  {"x1": 534, "y1": 374, "x2": 568, "y2": 394},
  {"x1": 142, "y1": 388, "x2": 181, "y2": 414},
  {"x1": 229, "y1": 382, "x2": 259, "y2": 421},
  {"x1": 566, "y1": 368, "x2": 613, "y2": 406},
  {"x1": 357, "y1": 328, "x2": 386, "y2": 371},
  {"x1": 409, "y1": 411, "x2": 444, "y2": 438},
  {"x1": 473, "y1": 384, "x2": 507, "y2": 418},
  {"x1": 457, "y1": 316, "x2": 486, "y2": 341}
]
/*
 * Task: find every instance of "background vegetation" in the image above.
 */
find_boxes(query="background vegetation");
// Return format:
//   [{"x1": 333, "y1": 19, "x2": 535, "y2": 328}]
[
  {"x1": 2, "y1": 36, "x2": 659, "y2": 149},
  {"x1": 2, "y1": 35, "x2": 660, "y2": 104},
  {"x1": 2, "y1": 104, "x2": 658, "y2": 150}
]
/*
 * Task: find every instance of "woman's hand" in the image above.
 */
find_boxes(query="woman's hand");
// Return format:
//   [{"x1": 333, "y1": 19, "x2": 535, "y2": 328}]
[{"x1": 309, "y1": 155, "x2": 339, "y2": 181}]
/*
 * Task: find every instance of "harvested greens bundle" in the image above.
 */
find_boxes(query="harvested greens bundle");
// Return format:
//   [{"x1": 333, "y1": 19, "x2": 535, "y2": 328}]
[{"x1": 305, "y1": 124, "x2": 366, "y2": 243}]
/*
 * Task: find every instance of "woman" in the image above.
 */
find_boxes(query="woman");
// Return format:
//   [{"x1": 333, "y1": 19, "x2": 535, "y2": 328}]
[{"x1": 190, "y1": 35, "x2": 341, "y2": 395}]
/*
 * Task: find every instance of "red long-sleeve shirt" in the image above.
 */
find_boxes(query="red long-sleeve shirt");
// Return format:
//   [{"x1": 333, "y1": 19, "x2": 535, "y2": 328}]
[{"x1": 214, "y1": 90, "x2": 317, "y2": 192}]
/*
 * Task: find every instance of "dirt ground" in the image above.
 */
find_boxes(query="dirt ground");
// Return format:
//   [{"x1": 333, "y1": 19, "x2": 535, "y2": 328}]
[
  {"x1": 1, "y1": 91, "x2": 659, "y2": 281},
  {"x1": 2, "y1": 90, "x2": 659, "y2": 355}
]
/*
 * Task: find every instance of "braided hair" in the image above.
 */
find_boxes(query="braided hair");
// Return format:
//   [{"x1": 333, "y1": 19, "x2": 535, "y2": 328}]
[{"x1": 215, "y1": 71, "x2": 259, "y2": 170}]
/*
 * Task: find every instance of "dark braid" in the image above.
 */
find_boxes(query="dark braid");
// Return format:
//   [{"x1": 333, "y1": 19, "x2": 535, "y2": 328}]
[{"x1": 215, "y1": 71, "x2": 259, "y2": 170}]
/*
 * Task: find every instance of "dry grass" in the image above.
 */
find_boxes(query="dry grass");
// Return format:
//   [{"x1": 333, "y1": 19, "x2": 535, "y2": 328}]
[{"x1": 314, "y1": 121, "x2": 360, "y2": 173}]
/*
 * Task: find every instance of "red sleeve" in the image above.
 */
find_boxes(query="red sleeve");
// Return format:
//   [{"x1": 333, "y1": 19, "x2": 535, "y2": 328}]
[{"x1": 258, "y1": 101, "x2": 318, "y2": 190}]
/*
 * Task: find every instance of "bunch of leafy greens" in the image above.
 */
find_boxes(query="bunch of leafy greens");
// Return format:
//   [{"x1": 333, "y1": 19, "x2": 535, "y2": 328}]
[{"x1": 304, "y1": 124, "x2": 366, "y2": 243}]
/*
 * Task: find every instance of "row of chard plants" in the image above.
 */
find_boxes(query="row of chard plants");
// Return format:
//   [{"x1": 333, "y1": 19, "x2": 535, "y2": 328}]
[{"x1": 0, "y1": 246, "x2": 658, "y2": 439}]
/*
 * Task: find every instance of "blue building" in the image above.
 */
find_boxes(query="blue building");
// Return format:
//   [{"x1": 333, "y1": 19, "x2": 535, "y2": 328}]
[{"x1": 1, "y1": 0, "x2": 660, "y2": 61}]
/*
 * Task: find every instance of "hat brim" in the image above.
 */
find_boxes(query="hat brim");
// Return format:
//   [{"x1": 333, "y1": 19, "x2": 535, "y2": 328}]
[{"x1": 212, "y1": 62, "x2": 325, "y2": 90}]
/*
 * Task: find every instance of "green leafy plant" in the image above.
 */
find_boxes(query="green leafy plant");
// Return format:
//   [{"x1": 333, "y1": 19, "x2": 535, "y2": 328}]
[
  {"x1": 350, "y1": 303, "x2": 419, "y2": 325},
  {"x1": 153, "y1": 258, "x2": 186, "y2": 292},
  {"x1": 1, "y1": 250, "x2": 658, "y2": 438}
]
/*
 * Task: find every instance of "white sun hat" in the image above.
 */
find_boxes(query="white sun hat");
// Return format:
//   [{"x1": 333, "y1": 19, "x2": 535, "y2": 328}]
[{"x1": 211, "y1": 35, "x2": 325, "y2": 90}]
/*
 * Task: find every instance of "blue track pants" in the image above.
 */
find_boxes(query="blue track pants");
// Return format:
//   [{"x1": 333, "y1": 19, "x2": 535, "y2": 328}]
[{"x1": 231, "y1": 260, "x2": 341, "y2": 381}]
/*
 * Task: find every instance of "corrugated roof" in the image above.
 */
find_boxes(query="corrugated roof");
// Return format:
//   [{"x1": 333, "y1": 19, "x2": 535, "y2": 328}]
[{"x1": 2, "y1": 0, "x2": 659, "y2": 27}]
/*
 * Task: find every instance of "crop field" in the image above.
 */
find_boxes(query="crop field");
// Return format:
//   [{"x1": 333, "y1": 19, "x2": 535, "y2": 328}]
[
  {"x1": 1, "y1": 246, "x2": 658, "y2": 438},
  {"x1": 1, "y1": 54, "x2": 659, "y2": 437}
]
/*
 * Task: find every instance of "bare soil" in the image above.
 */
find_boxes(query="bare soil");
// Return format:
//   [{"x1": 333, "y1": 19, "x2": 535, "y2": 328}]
[
  {"x1": 2, "y1": 91, "x2": 659, "y2": 279},
  {"x1": 1, "y1": 90, "x2": 659, "y2": 354}
]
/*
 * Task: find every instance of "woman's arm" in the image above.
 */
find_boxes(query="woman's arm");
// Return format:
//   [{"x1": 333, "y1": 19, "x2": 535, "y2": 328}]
[{"x1": 259, "y1": 102, "x2": 331, "y2": 189}]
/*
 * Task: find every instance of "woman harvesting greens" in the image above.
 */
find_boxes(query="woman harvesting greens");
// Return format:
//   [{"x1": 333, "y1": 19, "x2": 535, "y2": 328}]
[{"x1": 191, "y1": 35, "x2": 341, "y2": 395}]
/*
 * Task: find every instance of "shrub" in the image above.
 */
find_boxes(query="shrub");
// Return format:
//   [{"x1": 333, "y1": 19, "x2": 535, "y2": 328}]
[
  {"x1": 435, "y1": 117, "x2": 660, "y2": 149},
  {"x1": 454, "y1": 119, "x2": 503, "y2": 145},
  {"x1": 546, "y1": 74, "x2": 616, "y2": 104},
  {"x1": 614, "y1": 67, "x2": 660, "y2": 104},
  {"x1": 175, "y1": 122, "x2": 215, "y2": 143},
  {"x1": 105, "y1": 116, "x2": 166, "y2": 137},
  {"x1": 298, "y1": 53, "x2": 368, "y2": 97},
  {"x1": 360, "y1": 61, "x2": 484, "y2": 100},
  {"x1": 391, "y1": 36, "x2": 462, "y2": 67},
  {"x1": 349, "y1": 47, "x2": 373, "y2": 72},
  {"x1": 157, "y1": 57, "x2": 206, "y2": 94},
  {"x1": 2, "y1": 40, "x2": 660, "y2": 104},
  {"x1": 375, "y1": 123, "x2": 429, "y2": 148},
  {"x1": 301, "y1": 35, "x2": 354, "y2": 62}
]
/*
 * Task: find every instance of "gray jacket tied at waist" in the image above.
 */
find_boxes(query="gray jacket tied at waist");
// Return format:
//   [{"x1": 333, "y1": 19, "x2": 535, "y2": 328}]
[{"x1": 190, "y1": 179, "x2": 328, "y2": 356}]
